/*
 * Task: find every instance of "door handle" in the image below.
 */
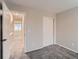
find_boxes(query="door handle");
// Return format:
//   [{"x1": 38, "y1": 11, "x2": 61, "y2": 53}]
[{"x1": 2, "y1": 39, "x2": 7, "y2": 42}]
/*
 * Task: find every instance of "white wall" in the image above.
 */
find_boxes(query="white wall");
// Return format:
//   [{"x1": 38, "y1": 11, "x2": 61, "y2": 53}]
[
  {"x1": 56, "y1": 7, "x2": 78, "y2": 52},
  {"x1": 25, "y1": 10, "x2": 43, "y2": 52},
  {"x1": 6, "y1": 2, "x2": 56, "y2": 52}
]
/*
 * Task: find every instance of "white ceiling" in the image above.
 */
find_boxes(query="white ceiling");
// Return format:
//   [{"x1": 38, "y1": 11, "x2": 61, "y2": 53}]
[{"x1": 5, "y1": 0, "x2": 78, "y2": 13}]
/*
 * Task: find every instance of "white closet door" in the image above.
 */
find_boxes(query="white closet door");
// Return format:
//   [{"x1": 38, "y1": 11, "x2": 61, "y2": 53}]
[{"x1": 43, "y1": 16, "x2": 53, "y2": 47}]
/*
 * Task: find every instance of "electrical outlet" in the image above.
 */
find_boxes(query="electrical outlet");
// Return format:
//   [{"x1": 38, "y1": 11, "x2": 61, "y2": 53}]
[{"x1": 72, "y1": 43, "x2": 74, "y2": 46}]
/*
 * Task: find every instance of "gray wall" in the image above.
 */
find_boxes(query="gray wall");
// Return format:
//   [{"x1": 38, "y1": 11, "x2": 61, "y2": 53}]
[{"x1": 56, "y1": 7, "x2": 78, "y2": 52}]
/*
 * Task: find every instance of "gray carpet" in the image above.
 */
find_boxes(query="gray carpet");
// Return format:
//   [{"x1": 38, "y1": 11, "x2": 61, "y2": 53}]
[{"x1": 26, "y1": 44, "x2": 78, "y2": 59}]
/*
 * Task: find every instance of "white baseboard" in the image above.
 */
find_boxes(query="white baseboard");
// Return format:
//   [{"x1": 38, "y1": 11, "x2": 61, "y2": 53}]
[{"x1": 57, "y1": 44, "x2": 78, "y2": 53}]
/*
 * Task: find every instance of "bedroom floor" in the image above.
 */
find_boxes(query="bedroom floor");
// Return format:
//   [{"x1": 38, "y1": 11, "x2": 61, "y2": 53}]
[
  {"x1": 26, "y1": 44, "x2": 78, "y2": 59},
  {"x1": 9, "y1": 44, "x2": 78, "y2": 59}
]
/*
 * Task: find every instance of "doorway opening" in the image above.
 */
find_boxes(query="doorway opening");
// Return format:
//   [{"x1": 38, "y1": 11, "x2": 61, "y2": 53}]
[{"x1": 9, "y1": 11, "x2": 25, "y2": 59}]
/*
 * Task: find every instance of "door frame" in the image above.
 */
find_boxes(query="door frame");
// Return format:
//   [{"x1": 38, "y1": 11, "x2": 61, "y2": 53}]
[{"x1": 0, "y1": 2, "x2": 3, "y2": 59}]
